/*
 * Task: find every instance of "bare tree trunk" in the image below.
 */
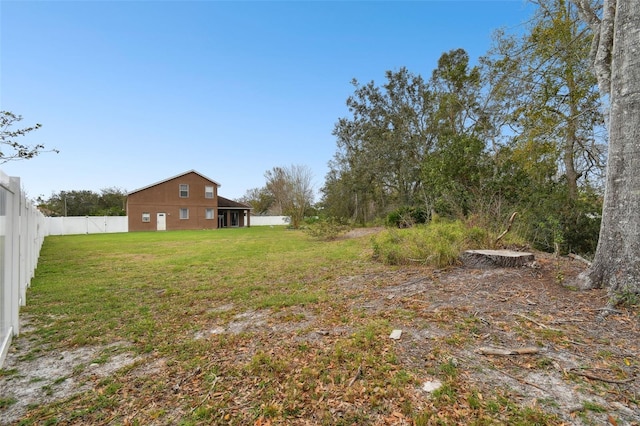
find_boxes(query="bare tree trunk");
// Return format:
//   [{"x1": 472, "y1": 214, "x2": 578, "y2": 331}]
[
  {"x1": 564, "y1": 65, "x2": 581, "y2": 201},
  {"x1": 572, "y1": 0, "x2": 640, "y2": 298}
]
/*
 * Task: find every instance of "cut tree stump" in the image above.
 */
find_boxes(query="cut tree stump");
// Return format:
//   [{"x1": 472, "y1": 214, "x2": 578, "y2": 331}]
[{"x1": 461, "y1": 249, "x2": 534, "y2": 268}]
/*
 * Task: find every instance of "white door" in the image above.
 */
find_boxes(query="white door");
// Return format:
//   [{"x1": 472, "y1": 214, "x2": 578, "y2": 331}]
[{"x1": 157, "y1": 213, "x2": 166, "y2": 231}]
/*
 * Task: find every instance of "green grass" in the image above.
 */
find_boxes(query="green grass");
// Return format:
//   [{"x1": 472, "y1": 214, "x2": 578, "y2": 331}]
[
  {"x1": 26, "y1": 227, "x2": 361, "y2": 350},
  {"x1": 11, "y1": 226, "x2": 562, "y2": 425}
]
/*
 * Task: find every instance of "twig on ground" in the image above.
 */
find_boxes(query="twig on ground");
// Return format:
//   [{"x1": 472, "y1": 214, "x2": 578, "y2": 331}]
[
  {"x1": 515, "y1": 313, "x2": 563, "y2": 332},
  {"x1": 348, "y1": 365, "x2": 362, "y2": 387},
  {"x1": 594, "y1": 307, "x2": 623, "y2": 315},
  {"x1": 568, "y1": 368, "x2": 635, "y2": 384},
  {"x1": 494, "y1": 366, "x2": 547, "y2": 392},
  {"x1": 191, "y1": 376, "x2": 220, "y2": 413},
  {"x1": 477, "y1": 346, "x2": 539, "y2": 356},
  {"x1": 567, "y1": 253, "x2": 592, "y2": 266}
]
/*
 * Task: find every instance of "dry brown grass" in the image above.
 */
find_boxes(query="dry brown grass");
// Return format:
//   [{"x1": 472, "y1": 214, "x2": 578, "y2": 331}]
[{"x1": 1, "y1": 227, "x2": 638, "y2": 425}]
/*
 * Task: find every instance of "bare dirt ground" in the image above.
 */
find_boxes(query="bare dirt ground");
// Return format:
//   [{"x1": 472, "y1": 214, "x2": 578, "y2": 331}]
[{"x1": 1, "y1": 230, "x2": 639, "y2": 425}]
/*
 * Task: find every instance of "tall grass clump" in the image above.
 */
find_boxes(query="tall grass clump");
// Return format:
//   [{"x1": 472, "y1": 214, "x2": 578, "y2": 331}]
[{"x1": 371, "y1": 220, "x2": 488, "y2": 268}]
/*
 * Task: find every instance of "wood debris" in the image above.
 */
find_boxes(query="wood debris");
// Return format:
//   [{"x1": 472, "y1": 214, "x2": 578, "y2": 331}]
[{"x1": 476, "y1": 346, "x2": 540, "y2": 356}]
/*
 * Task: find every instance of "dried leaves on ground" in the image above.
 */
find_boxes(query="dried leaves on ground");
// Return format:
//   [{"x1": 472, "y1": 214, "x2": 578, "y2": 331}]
[{"x1": 1, "y1": 231, "x2": 638, "y2": 426}]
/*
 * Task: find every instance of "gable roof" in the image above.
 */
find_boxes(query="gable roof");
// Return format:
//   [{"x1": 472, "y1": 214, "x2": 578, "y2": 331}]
[
  {"x1": 127, "y1": 170, "x2": 221, "y2": 195},
  {"x1": 218, "y1": 196, "x2": 252, "y2": 209}
]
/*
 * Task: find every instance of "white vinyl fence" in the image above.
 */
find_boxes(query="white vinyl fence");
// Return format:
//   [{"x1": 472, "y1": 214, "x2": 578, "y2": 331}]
[
  {"x1": 44, "y1": 215, "x2": 283, "y2": 235},
  {"x1": 250, "y1": 215, "x2": 289, "y2": 226},
  {"x1": 1, "y1": 171, "x2": 46, "y2": 367},
  {"x1": 0, "y1": 164, "x2": 289, "y2": 368},
  {"x1": 46, "y1": 216, "x2": 128, "y2": 235}
]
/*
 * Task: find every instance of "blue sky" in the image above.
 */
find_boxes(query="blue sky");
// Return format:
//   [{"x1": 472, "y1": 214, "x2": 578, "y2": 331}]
[{"x1": 1, "y1": 0, "x2": 533, "y2": 202}]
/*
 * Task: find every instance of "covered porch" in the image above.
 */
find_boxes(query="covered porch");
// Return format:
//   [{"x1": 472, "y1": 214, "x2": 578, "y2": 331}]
[{"x1": 217, "y1": 196, "x2": 251, "y2": 228}]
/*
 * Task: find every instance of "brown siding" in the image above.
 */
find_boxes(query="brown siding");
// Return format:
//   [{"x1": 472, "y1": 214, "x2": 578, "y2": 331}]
[{"x1": 127, "y1": 172, "x2": 219, "y2": 232}]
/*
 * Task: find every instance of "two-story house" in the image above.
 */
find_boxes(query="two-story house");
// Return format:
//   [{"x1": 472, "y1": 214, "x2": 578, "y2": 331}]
[{"x1": 127, "y1": 170, "x2": 251, "y2": 231}]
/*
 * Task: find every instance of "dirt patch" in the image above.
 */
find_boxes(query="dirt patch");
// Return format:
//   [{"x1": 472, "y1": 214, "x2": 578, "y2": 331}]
[
  {"x1": 359, "y1": 254, "x2": 640, "y2": 425},
  {"x1": 1, "y1": 249, "x2": 638, "y2": 425},
  {"x1": 0, "y1": 337, "x2": 140, "y2": 424}
]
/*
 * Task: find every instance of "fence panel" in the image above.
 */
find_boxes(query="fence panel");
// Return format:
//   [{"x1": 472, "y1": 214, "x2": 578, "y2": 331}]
[
  {"x1": 250, "y1": 216, "x2": 290, "y2": 226},
  {"x1": 0, "y1": 172, "x2": 46, "y2": 368},
  {"x1": 0, "y1": 174, "x2": 11, "y2": 368},
  {"x1": 46, "y1": 216, "x2": 128, "y2": 235}
]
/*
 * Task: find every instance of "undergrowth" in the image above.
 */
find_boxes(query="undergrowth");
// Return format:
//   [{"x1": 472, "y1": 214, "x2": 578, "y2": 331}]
[
  {"x1": 371, "y1": 220, "x2": 489, "y2": 268},
  {"x1": 303, "y1": 217, "x2": 352, "y2": 241}
]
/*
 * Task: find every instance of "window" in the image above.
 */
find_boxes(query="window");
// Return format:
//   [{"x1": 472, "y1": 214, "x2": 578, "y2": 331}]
[
  {"x1": 142, "y1": 212, "x2": 150, "y2": 222},
  {"x1": 179, "y1": 184, "x2": 189, "y2": 198},
  {"x1": 205, "y1": 185, "x2": 214, "y2": 199},
  {"x1": 205, "y1": 208, "x2": 214, "y2": 220},
  {"x1": 180, "y1": 208, "x2": 189, "y2": 219}
]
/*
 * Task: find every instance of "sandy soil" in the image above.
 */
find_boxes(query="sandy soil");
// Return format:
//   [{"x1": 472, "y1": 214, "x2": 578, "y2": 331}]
[{"x1": 1, "y1": 231, "x2": 638, "y2": 425}]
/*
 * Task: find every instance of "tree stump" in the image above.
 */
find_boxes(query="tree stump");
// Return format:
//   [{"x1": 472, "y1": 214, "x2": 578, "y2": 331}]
[{"x1": 461, "y1": 250, "x2": 534, "y2": 268}]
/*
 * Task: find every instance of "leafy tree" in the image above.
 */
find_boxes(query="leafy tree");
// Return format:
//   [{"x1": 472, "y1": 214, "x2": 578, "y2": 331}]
[
  {"x1": 473, "y1": 0, "x2": 605, "y2": 252},
  {"x1": 96, "y1": 187, "x2": 127, "y2": 216},
  {"x1": 38, "y1": 188, "x2": 126, "y2": 216},
  {"x1": 486, "y1": 0, "x2": 605, "y2": 201},
  {"x1": 264, "y1": 164, "x2": 314, "y2": 229},
  {"x1": 329, "y1": 68, "x2": 436, "y2": 220},
  {"x1": 571, "y1": 0, "x2": 640, "y2": 299},
  {"x1": 430, "y1": 49, "x2": 482, "y2": 138},
  {"x1": 326, "y1": 51, "x2": 494, "y2": 224},
  {"x1": 319, "y1": 164, "x2": 358, "y2": 221},
  {"x1": 423, "y1": 49, "x2": 491, "y2": 217},
  {"x1": 237, "y1": 187, "x2": 275, "y2": 215},
  {"x1": 0, "y1": 111, "x2": 58, "y2": 163}
]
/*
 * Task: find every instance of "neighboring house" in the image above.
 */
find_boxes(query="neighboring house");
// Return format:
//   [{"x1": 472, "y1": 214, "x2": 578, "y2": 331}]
[{"x1": 127, "y1": 170, "x2": 251, "y2": 232}]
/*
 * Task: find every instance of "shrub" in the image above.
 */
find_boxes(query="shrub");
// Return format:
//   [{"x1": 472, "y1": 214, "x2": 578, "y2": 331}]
[
  {"x1": 386, "y1": 206, "x2": 430, "y2": 228},
  {"x1": 519, "y1": 189, "x2": 602, "y2": 256},
  {"x1": 303, "y1": 217, "x2": 352, "y2": 241}
]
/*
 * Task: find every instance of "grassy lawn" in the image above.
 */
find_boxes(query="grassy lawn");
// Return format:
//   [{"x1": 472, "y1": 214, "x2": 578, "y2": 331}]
[
  {"x1": 4, "y1": 226, "x2": 565, "y2": 425},
  {"x1": 27, "y1": 227, "x2": 369, "y2": 351}
]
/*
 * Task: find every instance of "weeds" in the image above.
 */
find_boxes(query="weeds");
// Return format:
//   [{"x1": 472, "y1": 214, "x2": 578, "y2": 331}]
[
  {"x1": 371, "y1": 220, "x2": 489, "y2": 267},
  {"x1": 0, "y1": 396, "x2": 17, "y2": 409}
]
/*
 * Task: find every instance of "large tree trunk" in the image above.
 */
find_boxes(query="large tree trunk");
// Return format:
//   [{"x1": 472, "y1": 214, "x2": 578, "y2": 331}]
[{"x1": 572, "y1": 0, "x2": 640, "y2": 297}]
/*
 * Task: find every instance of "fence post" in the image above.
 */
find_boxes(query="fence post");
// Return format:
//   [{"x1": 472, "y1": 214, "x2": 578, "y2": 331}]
[
  {"x1": 0, "y1": 172, "x2": 16, "y2": 367},
  {"x1": 9, "y1": 177, "x2": 21, "y2": 335}
]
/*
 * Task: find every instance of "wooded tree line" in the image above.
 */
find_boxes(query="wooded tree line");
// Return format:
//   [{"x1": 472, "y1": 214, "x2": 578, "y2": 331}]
[
  {"x1": 37, "y1": 188, "x2": 127, "y2": 217},
  {"x1": 321, "y1": 0, "x2": 606, "y2": 255}
]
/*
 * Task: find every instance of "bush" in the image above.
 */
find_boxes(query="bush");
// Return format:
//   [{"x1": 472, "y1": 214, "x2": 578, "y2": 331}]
[
  {"x1": 372, "y1": 220, "x2": 488, "y2": 268},
  {"x1": 519, "y1": 189, "x2": 602, "y2": 256},
  {"x1": 303, "y1": 217, "x2": 352, "y2": 241},
  {"x1": 386, "y1": 206, "x2": 430, "y2": 228}
]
